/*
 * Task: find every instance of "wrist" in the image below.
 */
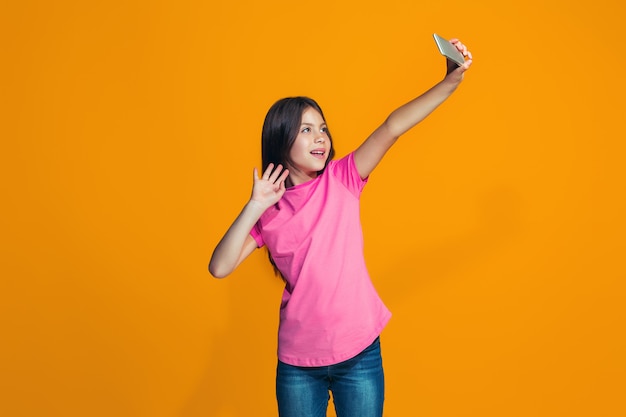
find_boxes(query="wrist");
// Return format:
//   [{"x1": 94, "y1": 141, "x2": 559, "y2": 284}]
[
  {"x1": 246, "y1": 199, "x2": 271, "y2": 213},
  {"x1": 440, "y1": 76, "x2": 461, "y2": 92}
]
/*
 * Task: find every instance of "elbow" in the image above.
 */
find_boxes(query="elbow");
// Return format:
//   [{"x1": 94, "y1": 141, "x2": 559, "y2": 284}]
[
  {"x1": 208, "y1": 261, "x2": 231, "y2": 279},
  {"x1": 381, "y1": 118, "x2": 402, "y2": 141}
]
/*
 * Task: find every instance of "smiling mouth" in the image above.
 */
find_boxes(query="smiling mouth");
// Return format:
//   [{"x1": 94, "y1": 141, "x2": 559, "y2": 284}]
[{"x1": 310, "y1": 150, "x2": 326, "y2": 159}]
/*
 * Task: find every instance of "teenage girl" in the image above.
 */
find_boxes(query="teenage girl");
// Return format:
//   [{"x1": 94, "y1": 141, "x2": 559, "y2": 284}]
[{"x1": 209, "y1": 38, "x2": 472, "y2": 417}]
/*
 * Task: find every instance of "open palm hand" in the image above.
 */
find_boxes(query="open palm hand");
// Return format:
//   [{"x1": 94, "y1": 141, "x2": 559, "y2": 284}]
[{"x1": 250, "y1": 163, "x2": 290, "y2": 209}]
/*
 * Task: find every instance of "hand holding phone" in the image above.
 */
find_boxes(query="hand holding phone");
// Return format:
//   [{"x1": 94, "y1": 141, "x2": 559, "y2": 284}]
[{"x1": 433, "y1": 33, "x2": 466, "y2": 66}]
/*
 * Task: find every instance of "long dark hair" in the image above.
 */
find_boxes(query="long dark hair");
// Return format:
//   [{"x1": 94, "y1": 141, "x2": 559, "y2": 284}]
[
  {"x1": 261, "y1": 97, "x2": 336, "y2": 279},
  {"x1": 262, "y1": 96, "x2": 335, "y2": 176}
]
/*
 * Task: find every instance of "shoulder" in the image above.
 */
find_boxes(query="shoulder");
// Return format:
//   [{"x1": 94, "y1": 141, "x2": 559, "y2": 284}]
[
  {"x1": 325, "y1": 152, "x2": 355, "y2": 174},
  {"x1": 324, "y1": 152, "x2": 368, "y2": 196}
]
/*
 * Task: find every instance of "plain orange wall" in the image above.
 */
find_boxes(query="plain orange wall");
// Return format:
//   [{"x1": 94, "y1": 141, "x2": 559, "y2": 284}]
[{"x1": 1, "y1": 1, "x2": 625, "y2": 416}]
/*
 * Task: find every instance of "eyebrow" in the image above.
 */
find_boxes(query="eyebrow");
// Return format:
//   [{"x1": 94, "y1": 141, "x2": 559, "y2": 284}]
[{"x1": 301, "y1": 122, "x2": 327, "y2": 127}]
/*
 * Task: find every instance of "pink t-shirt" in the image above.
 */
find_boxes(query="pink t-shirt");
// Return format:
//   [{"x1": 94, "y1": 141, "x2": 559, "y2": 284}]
[{"x1": 251, "y1": 152, "x2": 391, "y2": 366}]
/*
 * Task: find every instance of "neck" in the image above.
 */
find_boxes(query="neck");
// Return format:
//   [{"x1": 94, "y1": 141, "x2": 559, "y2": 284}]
[{"x1": 287, "y1": 170, "x2": 318, "y2": 187}]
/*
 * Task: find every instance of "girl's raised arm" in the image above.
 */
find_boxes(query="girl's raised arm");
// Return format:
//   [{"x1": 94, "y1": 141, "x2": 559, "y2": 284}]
[
  {"x1": 209, "y1": 164, "x2": 289, "y2": 278},
  {"x1": 353, "y1": 39, "x2": 472, "y2": 179}
]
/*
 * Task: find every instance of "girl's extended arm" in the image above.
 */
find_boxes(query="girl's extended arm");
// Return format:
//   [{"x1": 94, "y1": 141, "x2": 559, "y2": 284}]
[
  {"x1": 354, "y1": 39, "x2": 473, "y2": 179},
  {"x1": 209, "y1": 164, "x2": 289, "y2": 278}
]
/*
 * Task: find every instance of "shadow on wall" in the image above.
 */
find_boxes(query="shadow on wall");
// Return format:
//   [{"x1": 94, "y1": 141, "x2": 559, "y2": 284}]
[
  {"x1": 182, "y1": 259, "x2": 282, "y2": 417},
  {"x1": 181, "y1": 324, "x2": 231, "y2": 416},
  {"x1": 181, "y1": 186, "x2": 523, "y2": 416},
  {"x1": 375, "y1": 185, "x2": 524, "y2": 302}
]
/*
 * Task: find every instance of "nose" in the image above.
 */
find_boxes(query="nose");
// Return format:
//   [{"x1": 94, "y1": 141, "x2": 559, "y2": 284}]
[{"x1": 315, "y1": 135, "x2": 325, "y2": 144}]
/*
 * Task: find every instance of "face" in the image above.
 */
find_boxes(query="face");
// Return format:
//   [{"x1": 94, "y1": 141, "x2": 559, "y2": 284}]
[{"x1": 287, "y1": 107, "x2": 331, "y2": 185}]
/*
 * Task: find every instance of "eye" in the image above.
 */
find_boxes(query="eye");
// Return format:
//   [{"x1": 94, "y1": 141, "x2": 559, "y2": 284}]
[
  {"x1": 301, "y1": 127, "x2": 311, "y2": 133},
  {"x1": 321, "y1": 126, "x2": 328, "y2": 133}
]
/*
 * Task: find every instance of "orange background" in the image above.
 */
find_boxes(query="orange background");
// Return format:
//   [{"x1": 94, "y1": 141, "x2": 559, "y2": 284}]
[{"x1": 1, "y1": 1, "x2": 625, "y2": 416}]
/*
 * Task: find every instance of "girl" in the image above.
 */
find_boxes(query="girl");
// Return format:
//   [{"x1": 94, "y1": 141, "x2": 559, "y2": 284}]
[{"x1": 209, "y1": 38, "x2": 472, "y2": 417}]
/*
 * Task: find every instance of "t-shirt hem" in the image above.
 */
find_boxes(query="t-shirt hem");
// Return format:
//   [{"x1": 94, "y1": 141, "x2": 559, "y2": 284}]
[{"x1": 277, "y1": 312, "x2": 392, "y2": 367}]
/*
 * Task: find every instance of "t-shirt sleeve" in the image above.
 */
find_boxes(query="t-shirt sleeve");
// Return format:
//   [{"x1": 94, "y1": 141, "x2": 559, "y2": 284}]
[
  {"x1": 250, "y1": 222, "x2": 264, "y2": 248},
  {"x1": 327, "y1": 152, "x2": 368, "y2": 197}
]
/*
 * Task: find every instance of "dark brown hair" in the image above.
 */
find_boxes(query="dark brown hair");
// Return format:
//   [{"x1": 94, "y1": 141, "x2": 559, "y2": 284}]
[{"x1": 261, "y1": 96, "x2": 335, "y2": 176}]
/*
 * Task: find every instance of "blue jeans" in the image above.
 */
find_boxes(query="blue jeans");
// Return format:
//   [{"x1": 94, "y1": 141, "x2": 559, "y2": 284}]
[{"x1": 276, "y1": 337, "x2": 384, "y2": 417}]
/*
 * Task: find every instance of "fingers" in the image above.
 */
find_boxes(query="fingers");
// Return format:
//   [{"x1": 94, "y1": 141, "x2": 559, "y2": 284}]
[
  {"x1": 260, "y1": 163, "x2": 289, "y2": 184},
  {"x1": 261, "y1": 163, "x2": 274, "y2": 180},
  {"x1": 277, "y1": 167, "x2": 290, "y2": 186},
  {"x1": 445, "y1": 38, "x2": 473, "y2": 78},
  {"x1": 268, "y1": 164, "x2": 284, "y2": 183},
  {"x1": 450, "y1": 38, "x2": 473, "y2": 60},
  {"x1": 278, "y1": 172, "x2": 287, "y2": 193},
  {"x1": 251, "y1": 163, "x2": 290, "y2": 206}
]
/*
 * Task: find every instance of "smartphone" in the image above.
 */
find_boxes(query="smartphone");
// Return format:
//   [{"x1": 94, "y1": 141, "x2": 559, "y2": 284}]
[{"x1": 433, "y1": 33, "x2": 465, "y2": 66}]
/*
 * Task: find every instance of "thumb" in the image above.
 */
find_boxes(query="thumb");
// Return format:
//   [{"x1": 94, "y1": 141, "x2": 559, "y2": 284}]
[{"x1": 458, "y1": 59, "x2": 472, "y2": 73}]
